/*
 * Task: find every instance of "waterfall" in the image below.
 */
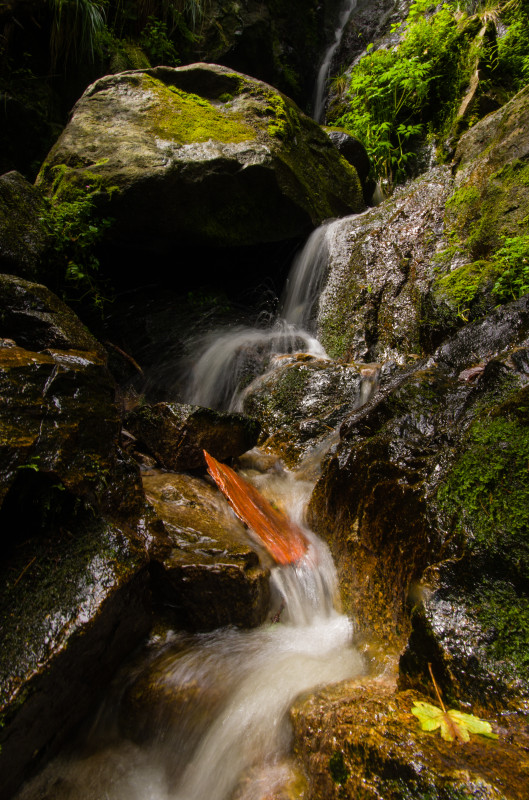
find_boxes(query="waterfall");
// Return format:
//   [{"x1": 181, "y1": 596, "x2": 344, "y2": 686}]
[
  {"x1": 183, "y1": 220, "x2": 337, "y2": 411},
  {"x1": 313, "y1": 0, "x2": 358, "y2": 123}
]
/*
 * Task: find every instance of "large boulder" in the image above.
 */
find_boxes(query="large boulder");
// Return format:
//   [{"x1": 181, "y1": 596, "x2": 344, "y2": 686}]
[
  {"x1": 315, "y1": 165, "x2": 453, "y2": 362},
  {"x1": 0, "y1": 278, "x2": 154, "y2": 798},
  {"x1": 36, "y1": 64, "x2": 364, "y2": 262}
]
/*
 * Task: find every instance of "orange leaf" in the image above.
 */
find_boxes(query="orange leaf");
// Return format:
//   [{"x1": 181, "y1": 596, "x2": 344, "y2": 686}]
[{"x1": 203, "y1": 450, "x2": 308, "y2": 565}]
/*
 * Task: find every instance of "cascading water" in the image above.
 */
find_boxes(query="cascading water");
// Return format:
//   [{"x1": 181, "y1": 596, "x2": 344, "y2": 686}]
[
  {"x1": 17, "y1": 485, "x2": 365, "y2": 800},
  {"x1": 183, "y1": 221, "x2": 337, "y2": 411},
  {"x1": 313, "y1": 0, "x2": 358, "y2": 123}
]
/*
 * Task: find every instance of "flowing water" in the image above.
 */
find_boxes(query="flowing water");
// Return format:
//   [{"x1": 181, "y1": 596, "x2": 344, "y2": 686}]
[
  {"x1": 183, "y1": 221, "x2": 338, "y2": 411},
  {"x1": 17, "y1": 467, "x2": 365, "y2": 800},
  {"x1": 313, "y1": 0, "x2": 358, "y2": 123},
  {"x1": 17, "y1": 217, "x2": 375, "y2": 800}
]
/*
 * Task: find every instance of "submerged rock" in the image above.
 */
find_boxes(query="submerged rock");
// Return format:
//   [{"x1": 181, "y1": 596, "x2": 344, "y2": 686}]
[
  {"x1": 309, "y1": 296, "x2": 529, "y2": 711},
  {"x1": 36, "y1": 64, "x2": 363, "y2": 262},
  {"x1": 125, "y1": 401, "x2": 260, "y2": 471},
  {"x1": 144, "y1": 471, "x2": 270, "y2": 630}
]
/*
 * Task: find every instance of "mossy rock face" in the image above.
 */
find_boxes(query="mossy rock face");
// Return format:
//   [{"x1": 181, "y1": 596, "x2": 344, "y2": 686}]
[
  {"x1": 36, "y1": 64, "x2": 363, "y2": 263},
  {"x1": 242, "y1": 354, "x2": 374, "y2": 467},
  {"x1": 316, "y1": 166, "x2": 453, "y2": 362},
  {"x1": 0, "y1": 273, "x2": 104, "y2": 354},
  {"x1": 430, "y1": 84, "x2": 529, "y2": 326},
  {"x1": 309, "y1": 297, "x2": 529, "y2": 709},
  {"x1": 125, "y1": 401, "x2": 260, "y2": 471},
  {"x1": 143, "y1": 470, "x2": 270, "y2": 630},
  {"x1": 292, "y1": 681, "x2": 529, "y2": 800},
  {"x1": 0, "y1": 172, "x2": 47, "y2": 279}
]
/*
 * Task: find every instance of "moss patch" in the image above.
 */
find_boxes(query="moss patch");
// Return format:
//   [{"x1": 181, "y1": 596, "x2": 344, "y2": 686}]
[{"x1": 144, "y1": 75, "x2": 256, "y2": 145}]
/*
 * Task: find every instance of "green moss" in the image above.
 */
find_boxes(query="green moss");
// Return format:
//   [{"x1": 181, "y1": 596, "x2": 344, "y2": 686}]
[
  {"x1": 143, "y1": 76, "x2": 256, "y2": 145},
  {"x1": 437, "y1": 397, "x2": 529, "y2": 557},
  {"x1": 432, "y1": 259, "x2": 499, "y2": 317},
  {"x1": 273, "y1": 366, "x2": 310, "y2": 417},
  {"x1": 329, "y1": 750, "x2": 349, "y2": 785}
]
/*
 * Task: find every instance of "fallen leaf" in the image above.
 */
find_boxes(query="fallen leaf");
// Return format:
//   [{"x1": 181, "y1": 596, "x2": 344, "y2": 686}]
[
  {"x1": 411, "y1": 701, "x2": 498, "y2": 743},
  {"x1": 203, "y1": 450, "x2": 308, "y2": 565}
]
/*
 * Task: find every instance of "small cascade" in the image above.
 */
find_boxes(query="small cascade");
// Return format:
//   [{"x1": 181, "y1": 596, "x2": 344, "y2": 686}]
[
  {"x1": 17, "y1": 502, "x2": 365, "y2": 800},
  {"x1": 184, "y1": 220, "x2": 337, "y2": 411},
  {"x1": 313, "y1": 0, "x2": 358, "y2": 123}
]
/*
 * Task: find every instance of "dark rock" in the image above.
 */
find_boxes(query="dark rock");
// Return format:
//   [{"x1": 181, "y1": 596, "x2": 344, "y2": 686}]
[
  {"x1": 36, "y1": 64, "x2": 364, "y2": 266},
  {"x1": 125, "y1": 402, "x2": 260, "y2": 471},
  {"x1": 0, "y1": 324, "x2": 154, "y2": 797},
  {"x1": 0, "y1": 172, "x2": 47, "y2": 279},
  {"x1": 144, "y1": 471, "x2": 270, "y2": 630},
  {"x1": 242, "y1": 354, "x2": 377, "y2": 467},
  {"x1": 291, "y1": 681, "x2": 529, "y2": 800},
  {"x1": 0, "y1": 273, "x2": 105, "y2": 355},
  {"x1": 326, "y1": 130, "x2": 370, "y2": 186}
]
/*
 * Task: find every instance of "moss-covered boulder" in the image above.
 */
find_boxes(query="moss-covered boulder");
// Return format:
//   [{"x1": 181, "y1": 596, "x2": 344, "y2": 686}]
[
  {"x1": 309, "y1": 296, "x2": 529, "y2": 711},
  {"x1": 0, "y1": 172, "x2": 47, "y2": 279},
  {"x1": 144, "y1": 471, "x2": 270, "y2": 630},
  {"x1": 36, "y1": 64, "x2": 363, "y2": 265},
  {"x1": 431, "y1": 84, "x2": 529, "y2": 325},
  {"x1": 125, "y1": 401, "x2": 260, "y2": 471},
  {"x1": 292, "y1": 681, "x2": 529, "y2": 800}
]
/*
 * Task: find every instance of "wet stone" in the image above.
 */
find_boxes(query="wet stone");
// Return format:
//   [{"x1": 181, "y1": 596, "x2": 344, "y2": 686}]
[
  {"x1": 291, "y1": 681, "x2": 529, "y2": 800},
  {"x1": 125, "y1": 401, "x2": 261, "y2": 471},
  {"x1": 144, "y1": 470, "x2": 271, "y2": 630}
]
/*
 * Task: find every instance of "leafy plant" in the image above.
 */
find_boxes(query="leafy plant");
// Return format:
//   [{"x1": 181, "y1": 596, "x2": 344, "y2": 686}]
[
  {"x1": 492, "y1": 234, "x2": 529, "y2": 300},
  {"x1": 50, "y1": 0, "x2": 107, "y2": 67},
  {"x1": 140, "y1": 15, "x2": 180, "y2": 65},
  {"x1": 40, "y1": 188, "x2": 114, "y2": 313}
]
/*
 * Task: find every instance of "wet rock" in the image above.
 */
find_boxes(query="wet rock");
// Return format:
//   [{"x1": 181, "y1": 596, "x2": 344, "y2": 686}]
[
  {"x1": 36, "y1": 64, "x2": 363, "y2": 265},
  {"x1": 291, "y1": 680, "x2": 529, "y2": 799},
  {"x1": 0, "y1": 273, "x2": 105, "y2": 355},
  {"x1": 0, "y1": 314, "x2": 154, "y2": 797},
  {"x1": 316, "y1": 166, "x2": 453, "y2": 362},
  {"x1": 0, "y1": 171, "x2": 47, "y2": 279},
  {"x1": 326, "y1": 130, "x2": 370, "y2": 186},
  {"x1": 125, "y1": 402, "x2": 260, "y2": 471},
  {"x1": 431, "y1": 84, "x2": 529, "y2": 325},
  {"x1": 0, "y1": 515, "x2": 151, "y2": 800},
  {"x1": 144, "y1": 470, "x2": 270, "y2": 630},
  {"x1": 309, "y1": 297, "x2": 529, "y2": 710},
  {"x1": 242, "y1": 354, "x2": 376, "y2": 467}
]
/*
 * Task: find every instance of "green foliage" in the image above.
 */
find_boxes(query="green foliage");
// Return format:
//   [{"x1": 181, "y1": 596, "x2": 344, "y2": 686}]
[
  {"x1": 496, "y1": 0, "x2": 529, "y2": 90},
  {"x1": 50, "y1": 0, "x2": 107, "y2": 67},
  {"x1": 411, "y1": 700, "x2": 498, "y2": 741},
  {"x1": 333, "y1": 1, "x2": 465, "y2": 184},
  {"x1": 40, "y1": 187, "x2": 114, "y2": 313},
  {"x1": 140, "y1": 15, "x2": 180, "y2": 65},
  {"x1": 492, "y1": 234, "x2": 529, "y2": 300}
]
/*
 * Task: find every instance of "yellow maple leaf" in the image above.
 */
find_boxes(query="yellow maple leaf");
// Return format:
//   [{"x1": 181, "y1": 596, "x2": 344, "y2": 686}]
[{"x1": 411, "y1": 701, "x2": 498, "y2": 743}]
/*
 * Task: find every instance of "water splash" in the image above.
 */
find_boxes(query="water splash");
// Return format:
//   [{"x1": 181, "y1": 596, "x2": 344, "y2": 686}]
[{"x1": 313, "y1": 0, "x2": 358, "y2": 123}]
